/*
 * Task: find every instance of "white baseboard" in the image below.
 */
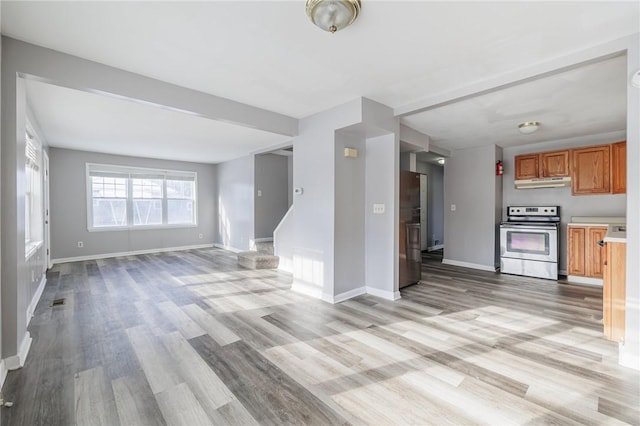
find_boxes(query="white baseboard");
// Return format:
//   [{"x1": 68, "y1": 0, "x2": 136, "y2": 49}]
[
  {"x1": 442, "y1": 258, "x2": 497, "y2": 272},
  {"x1": 330, "y1": 287, "x2": 367, "y2": 304},
  {"x1": 5, "y1": 332, "x2": 33, "y2": 370},
  {"x1": 26, "y1": 275, "x2": 47, "y2": 327},
  {"x1": 567, "y1": 275, "x2": 603, "y2": 286},
  {"x1": 254, "y1": 237, "x2": 273, "y2": 243},
  {"x1": 0, "y1": 359, "x2": 7, "y2": 388},
  {"x1": 619, "y1": 343, "x2": 640, "y2": 371},
  {"x1": 291, "y1": 280, "x2": 324, "y2": 300},
  {"x1": 366, "y1": 286, "x2": 401, "y2": 301},
  {"x1": 428, "y1": 244, "x2": 444, "y2": 251},
  {"x1": 52, "y1": 244, "x2": 214, "y2": 264},
  {"x1": 213, "y1": 243, "x2": 242, "y2": 254}
]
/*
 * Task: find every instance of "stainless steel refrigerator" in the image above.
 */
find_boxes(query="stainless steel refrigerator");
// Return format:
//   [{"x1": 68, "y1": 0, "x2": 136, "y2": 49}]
[{"x1": 400, "y1": 171, "x2": 422, "y2": 288}]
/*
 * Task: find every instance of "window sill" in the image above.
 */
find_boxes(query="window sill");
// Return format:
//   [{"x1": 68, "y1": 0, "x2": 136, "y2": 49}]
[
  {"x1": 87, "y1": 223, "x2": 198, "y2": 232},
  {"x1": 25, "y1": 240, "x2": 43, "y2": 260}
]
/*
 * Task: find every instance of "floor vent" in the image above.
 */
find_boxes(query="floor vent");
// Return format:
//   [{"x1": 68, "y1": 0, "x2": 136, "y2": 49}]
[{"x1": 51, "y1": 298, "x2": 65, "y2": 306}]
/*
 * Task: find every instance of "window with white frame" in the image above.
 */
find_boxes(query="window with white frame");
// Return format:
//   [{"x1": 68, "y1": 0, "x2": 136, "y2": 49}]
[
  {"x1": 87, "y1": 164, "x2": 197, "y2": 230},
  {"x1": 25, "y1": 130, "x2": 43, "y2": 256}
]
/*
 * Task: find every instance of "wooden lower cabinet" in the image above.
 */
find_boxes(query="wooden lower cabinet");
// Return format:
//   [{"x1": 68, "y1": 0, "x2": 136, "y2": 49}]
[
  {"x1": 603, "y1": 242, "x2": 626, "y2": 342},
  {"x1": 567, "y1": 225, "x2": 607, "y2": 280}
]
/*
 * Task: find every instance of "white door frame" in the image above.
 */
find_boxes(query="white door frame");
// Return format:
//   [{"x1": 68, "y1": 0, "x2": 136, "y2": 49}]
[{"x1": 43, "y1": 150, "x2": 52, "y2": 270}]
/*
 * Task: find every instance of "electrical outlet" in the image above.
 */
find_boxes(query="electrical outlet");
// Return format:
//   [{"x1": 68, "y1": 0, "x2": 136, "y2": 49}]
[
  {"x1": 77, "y1": 241, "x2": 84, "y2": 248},
  {"x1": 198, "y1": 233, "x2": 203, "y2": 239},
  {"x1": 450, "y1": 204, "x2": 456, "y2": 212},
  {"x1": 257, "y1": 190, "x2": 262, "y2": 197}
]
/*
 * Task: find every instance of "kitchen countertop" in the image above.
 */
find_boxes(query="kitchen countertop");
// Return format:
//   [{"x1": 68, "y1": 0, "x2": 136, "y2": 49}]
[
  {"x1": 570, "y1": 216, "x2": 626, "y2": 226},
  {"x1": 604, "y1": 224, "x2": 627, "y2": 243}
]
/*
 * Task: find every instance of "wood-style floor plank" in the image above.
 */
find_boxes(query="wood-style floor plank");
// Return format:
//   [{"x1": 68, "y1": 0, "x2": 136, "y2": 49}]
[{"x1": 2, "y1": 247, "x2": 638, "y2": 426}]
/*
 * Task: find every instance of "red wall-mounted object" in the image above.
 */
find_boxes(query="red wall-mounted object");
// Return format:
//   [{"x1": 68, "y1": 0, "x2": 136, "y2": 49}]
[{"x1": 496, "y1": 160, "x2": 504, "y2": 176}]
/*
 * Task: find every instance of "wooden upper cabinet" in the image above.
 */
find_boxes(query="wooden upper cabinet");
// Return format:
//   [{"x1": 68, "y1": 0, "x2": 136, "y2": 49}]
[
  {"x1": 514, "y1": 154, "x2": 539, "y2": 180},
  {"x1": 611, "y1": 141, "x2": 626, "y2": 194},
  {"x1": 540, "y1": 150, "x2": 570, "y2": 177},
  {"x1": 571, "y1": 144, "x2": 610, "y2": 195}
]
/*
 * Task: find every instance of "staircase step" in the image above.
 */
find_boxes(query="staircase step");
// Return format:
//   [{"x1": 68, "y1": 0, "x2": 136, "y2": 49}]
[
  {"x1": 255, "y1": 240, "x2": 274, "y2": 255},
  {"x1": 237, "y1": 251, "x2": 279, "y2": 270}
]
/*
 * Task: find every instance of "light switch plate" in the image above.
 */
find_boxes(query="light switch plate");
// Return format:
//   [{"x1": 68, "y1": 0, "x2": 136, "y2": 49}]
[
  {"x1": 373, "y1": 204, "x2": 385, "y2": 214},
  {"x1": 450, "y1": 204, "x2": 456, "y2": 211}
]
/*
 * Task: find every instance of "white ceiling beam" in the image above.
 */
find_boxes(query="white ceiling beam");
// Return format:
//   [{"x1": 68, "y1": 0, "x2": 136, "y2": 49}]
[
  {"x1": 395, "y1": 34, "x2": 634, "y2": 118},
  {"x1": 5, "y1": 37, "x2": 298, "y2": 137}
]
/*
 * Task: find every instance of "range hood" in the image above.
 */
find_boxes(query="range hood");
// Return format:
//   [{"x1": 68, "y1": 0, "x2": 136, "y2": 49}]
[{"x1": 515, "y1": 176, "x2": 571, "y2": 189}]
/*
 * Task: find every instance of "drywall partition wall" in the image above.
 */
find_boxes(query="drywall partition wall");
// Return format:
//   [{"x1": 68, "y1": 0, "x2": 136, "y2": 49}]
[
  {"x1": 443, "y1": 144, "x2": 500, "y2": 271},
  {"x1": 49, "y1": 148, "x2": 217, "y2": 260},
  {"x1": 502, "y1": 131, "x2": 627, "y2": 273},
  {"x1": 254, "y1": 153, "x2": 289, "y2": 239},
  {"x1": 217, "y1": 154, "x2": 254, "y2": 252},
  {"x1": 415, "y1": 161, "x2": 444, "y2": 249},
  {"x1": 0, "y1": 7, "x2": 3, "y2": 375},
  {"x1": 287, "y1": 155, "x2": 293, "y2": 208},
  {"x1": 292, "y1": 98, "x2": 362, "y2": 300},
  {"x1": 365, "y1": 132, "x2": 400, "y2": 299},
  {"x1": 621, "y1": 33, "x2": 640, "y2": 371},
  {"x1": 333, "y1": 132, "x2": 366, "y2": 297}
]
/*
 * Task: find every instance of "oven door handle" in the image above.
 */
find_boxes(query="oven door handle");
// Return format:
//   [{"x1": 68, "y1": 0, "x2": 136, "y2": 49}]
[{"x1": 500, "y1": 224, "x2": 558, "y2": 230}]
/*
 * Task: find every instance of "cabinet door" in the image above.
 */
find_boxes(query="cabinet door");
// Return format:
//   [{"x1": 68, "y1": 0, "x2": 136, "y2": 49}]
[
  {"x1": 540, "y1": 150, "x2": 569, "y2": 177},
  {"x1": 571, "y1": 145, "x2": 610, "y2": 195},
  {"x1": 611, "y1": 141, "x2": 626, "y2": 194},
  {"x1": 567, "y1": 227, "x2": 586, "y2": 276},
  {"x1": 515, "y1": 154, "x2": 539, "y2": 180},
  {"x1": 604, "y1": 242, "x2": 626, "y2": 342},
  {"x1": 586, "y1": 227, "x2": 607, "y2": 278}
]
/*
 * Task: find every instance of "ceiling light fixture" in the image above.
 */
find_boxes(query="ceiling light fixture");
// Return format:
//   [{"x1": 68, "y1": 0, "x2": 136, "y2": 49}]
[
  {"x1": 306, "y1": 0, "x2": 361, "y2": 33},
  {"x1": 518, "y1": 121, "x2": 540, "y2": 135}
]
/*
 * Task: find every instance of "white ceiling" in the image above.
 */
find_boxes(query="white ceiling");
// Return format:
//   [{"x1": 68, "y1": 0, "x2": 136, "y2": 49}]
[
  {"x1": 3, "y1": 1, "x2": 639, "y2": 162},
  {"x1": 402, "y1": 55, "x2": 629, "y2": 152},
  {"x1": 25, "y1": 80, "x2": 290, "y2": 163}
]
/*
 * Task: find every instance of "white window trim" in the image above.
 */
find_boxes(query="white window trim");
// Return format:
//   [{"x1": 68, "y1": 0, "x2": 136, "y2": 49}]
[
  {"x1": 25, "y1": 121, "x2": 44, "y2": 259},
  {"x1": 86, "y1": 163, "x2": 198, "y2": 232}
]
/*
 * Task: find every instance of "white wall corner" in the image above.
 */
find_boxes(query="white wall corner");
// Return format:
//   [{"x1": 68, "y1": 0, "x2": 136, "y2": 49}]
[
  {"x1": 442, "y1": 258, "x2": 497, "y2": 273},
  {"x1": 5, "y1": 332, "x2": 33, "y2": 371},
  {"x1": 366, "y1": 286, "x2": 401, "y2": 301},
  {"x1": 26, "y1": 276, "x2": 47, "y2": 327},
  {"x1": 619, "y1": 343, "x2": 640, "y2": 371},
  {"x1": 0, "y1": 360, "x2": 7, "y2": 388}
]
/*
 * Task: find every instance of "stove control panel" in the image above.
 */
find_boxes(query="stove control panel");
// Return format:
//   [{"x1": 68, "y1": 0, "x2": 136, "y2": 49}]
[{"x1": 507, "y1": 206, "x2": 559, "y2": 217}]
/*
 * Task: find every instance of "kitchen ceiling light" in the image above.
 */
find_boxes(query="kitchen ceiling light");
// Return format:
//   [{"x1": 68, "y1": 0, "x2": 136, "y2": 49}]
[
  {"x1": 306, "y1": 0, "x2": 361, "y2": 33},
  {"x1": 518, "y1": 121, "x2": 540, "y2": 135}
]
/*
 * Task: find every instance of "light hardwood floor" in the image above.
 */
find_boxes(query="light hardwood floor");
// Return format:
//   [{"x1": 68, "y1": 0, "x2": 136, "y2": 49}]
[{"x1": 2, "y1": 247, "x2": 638, "y2": 425}]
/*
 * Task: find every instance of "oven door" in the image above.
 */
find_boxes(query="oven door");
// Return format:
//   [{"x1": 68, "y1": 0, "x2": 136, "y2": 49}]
[{"x1": 500, "y1": 224, "x2": 558, "y2": 262}]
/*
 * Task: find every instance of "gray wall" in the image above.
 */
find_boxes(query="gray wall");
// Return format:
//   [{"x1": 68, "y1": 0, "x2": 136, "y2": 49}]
[
  {"x1": 287, "y1": 155, "x2": 293, "y2": 208},
  {"x1": 254, "y1": 153, "x2": 289, "y2": 239},
  {"x1": 444, "y1": 144, "x2": 502, "y2": 269},
  {"x1": 216, "y1": 154, "x2": 254, "y2": 251},
  {"x1": 49, "y1": 148, "x2": 216, "y2": 260},
  {"x1": 415, "y1": 161, "x2": 445, "y2": 248},
  {"x1": 502, "y1": 131, "x2": 626, "y2": 273},
  {"x1": 334, "y1": 132, "x2": 366, "y2": 295}
]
